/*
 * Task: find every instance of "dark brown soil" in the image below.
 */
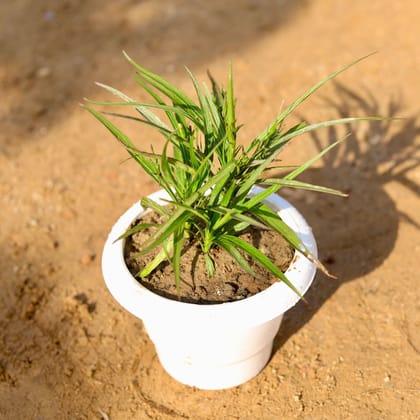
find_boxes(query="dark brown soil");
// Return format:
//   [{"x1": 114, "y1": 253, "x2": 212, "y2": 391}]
[{"x1": 124, "y1": 212, "x2": 294, "y2": 303}]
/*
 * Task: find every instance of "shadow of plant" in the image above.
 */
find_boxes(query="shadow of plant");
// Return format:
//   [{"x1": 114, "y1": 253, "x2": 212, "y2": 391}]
[{"x1": 273, "y1": 83, "x2": 420, "y2": 351}]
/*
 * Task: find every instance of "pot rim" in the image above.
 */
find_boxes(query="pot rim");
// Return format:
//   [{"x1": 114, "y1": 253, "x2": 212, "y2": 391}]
[{"x1": 102, "y1": 186, "x2": 317, "y2": 327}]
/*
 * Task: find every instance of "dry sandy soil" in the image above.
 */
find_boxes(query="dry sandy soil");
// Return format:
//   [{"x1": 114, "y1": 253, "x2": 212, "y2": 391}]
[{"x1": 1, "y1": 0, "x2": 419, "y2": 419}]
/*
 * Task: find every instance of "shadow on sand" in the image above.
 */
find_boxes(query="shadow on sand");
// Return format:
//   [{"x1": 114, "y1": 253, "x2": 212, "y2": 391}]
[
  {"x1": 0, "y1": 0, "x2": 306, "y2": 154},
  {"x1": 273, "y1": 83, "x2": 420, "y2": 352}
]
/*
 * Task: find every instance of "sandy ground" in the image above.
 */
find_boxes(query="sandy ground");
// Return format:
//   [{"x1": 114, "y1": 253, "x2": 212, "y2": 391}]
[{"x1": 1, "y1": 0, "x2": 419, "y2": 418}]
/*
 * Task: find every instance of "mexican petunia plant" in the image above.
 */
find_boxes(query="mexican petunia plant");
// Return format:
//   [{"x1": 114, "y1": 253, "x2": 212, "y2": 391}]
[{"x1": 84, "y1": 53, "x2": 381, "y2": 297}]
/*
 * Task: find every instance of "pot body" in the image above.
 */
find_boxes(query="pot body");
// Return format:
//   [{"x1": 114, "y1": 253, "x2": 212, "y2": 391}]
[{"x1": 102, "y1": 186, "x2": 317, "y2": 389}]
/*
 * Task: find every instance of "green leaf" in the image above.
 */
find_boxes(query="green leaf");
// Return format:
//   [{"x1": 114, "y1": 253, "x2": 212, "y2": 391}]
[
  {"x1": 133, "y1": 72, "x2": 182, "y2": 132},
  {"x1": 138, "y1": 236, "x2": 176, "y2": 279},
  {"x1": 207, "y1": 70, "x2": 224, "y2": 109},
  {"x1": 211, "y1": 206, "x2": 267, "y2": 232},
  {"x1": 123, "y1": 51, "x2": 203, "y2": 122},
  {"x1": 283, "y1": 138, "x2": 345, "y2": 181},
  {"x1": 116, "y1": 222, "x2": 157, "y2": 242},
  {"x1": 101, "y1": 111, "x2": 174, "y2": 137},
  {"x1": 250, "y1": 203, "x2": 305, "y2": 252},
  {"x1": 204, "y1": 254, "x2": 215, "y2": 277},
  {"x1": 273, "y1": 117, "x2": 384, "y2": 151},
  {"x1": 138, "y1": 243, "x2": 171, "y2": 278},
  {"x1": 141, "y1": 197, "x2": 170, "y2": 216},
  {"x1": 160, "y1": 139, "x2": 181, "y2": 197},
  {"x1": 188, "y1": 135, "x2": 233, "y2": 196},
  {"x1": 238, "y1": 184, "x2": 280, "y2": 211},
  {"x1": 225, "y1": 64, "x2": 236, "y2": 162},
  {"x1": 139, "y1": 161, "x2": 236, "y2": 255},
  {"x1": 215, "y1": 236, "x2": 259, "y2": 278},
  {"x1": 219, "y1": 234, "x2": 302, "y2": 297},
  {"x1": 172, "y1": 225, "x2": 185, "y2": 290},
  {"x1": 255, "y1": 53, "x2": 378, "y2": 145},
  {"x1": 163, "y1": 199, "x2": 210, "y2": 224},
  {"x1": 261, "y1": 178, "x2": 347, "y2": 196},
  {"x1": 137, "y1": 211, "x2": 191, "y2": 256},
  {"x1": 95, "y1": 81, "x2": 169, "y2": 131},
  {"x1": 85, "y1": 99, "x2": 203, "y2": 129},
  {"x1": 185, "y1": 68, "x2": 213, "y2": 136},
  {"x1": 82, "y1": 105, "x2": 161, "y2": 183},
  {"x1": 278, "y1": 53, "x2": 377, "y2": 121},
  {"x1": 203, "y1": 83, "x2": 223, "y2": 134},
  {"x1": 250, "y1": 203, "x2": 331, "y2": 276}
]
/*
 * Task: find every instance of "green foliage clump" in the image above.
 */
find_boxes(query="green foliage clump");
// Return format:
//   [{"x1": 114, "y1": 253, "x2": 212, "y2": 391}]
[{"x1": 84, "y1": 53, "x2": 381, "y2": 296}]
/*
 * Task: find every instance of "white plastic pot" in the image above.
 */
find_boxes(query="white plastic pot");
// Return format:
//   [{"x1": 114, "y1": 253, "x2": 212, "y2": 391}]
[{"x1": 102, "y1": 186, "x2": 317, "y2": 390}]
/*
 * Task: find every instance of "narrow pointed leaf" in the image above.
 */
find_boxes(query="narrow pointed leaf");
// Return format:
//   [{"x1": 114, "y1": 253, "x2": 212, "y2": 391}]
[
  {"x1": 204, "y1": 254, "x2": 215, "y2": 277},
  {"x1": 255, "y1": 53, "x2": 378, "y2": 144},
  {"x1": 82, "y1": 105, "x2": 161, "y2": 182},
  {"x1": 85, "y1": 99, "x2": 203, "y2": 128},
  {"x1": 140, "y1": 161, "x2": 236, "y2": 253},
  {"x1": 172, "y1": 226, "x2": 185, "y2": 289},
  {"x1": 261, "y1": 179, "x2": 347, "y2": 196},
  {"x1": 116, "y1": 222, "x2": 157, "y2": 242},
  {"x1": 138, "y1": 244, "x2": 170, "y2": 278},
  {"x1": 220, "y1": 234, "x2": 302, "y2": 297},
  {"x1": 95, "y1": 81, "x2": 169, "y2": 130},
  {"x1": 141, "y1": 197, "x2": 170, "y2": 216},
  {"x1": 225, "y1": 64, "x2": 236, "y2": 162},
  {"x1": 251, "y1": 203, "x2": 332, "y2": 276},
  {"x1": 123, "y1": 51, "x2": 203, "y2": 122},
  {"x1": 215, "y1": 236, "x2": 259, "y2": 279}
]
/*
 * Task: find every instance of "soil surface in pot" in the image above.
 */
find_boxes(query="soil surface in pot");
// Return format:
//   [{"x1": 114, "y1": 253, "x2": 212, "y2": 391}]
[{"x1": 124, "y1": 211, "x2": 295, "y2": 303}]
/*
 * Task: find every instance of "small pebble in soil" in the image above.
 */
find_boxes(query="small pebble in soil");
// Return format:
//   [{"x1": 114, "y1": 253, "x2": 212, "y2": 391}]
[
  {"x1": 240, "y1": 288, "x2": 251, "y2": 298},
  {"x1": 80, "y1": 254, "x2": 96, "y2": 265},
  {"x1": 218, "y1": 283, "x2": 237, "y2": 296},
  {"x1": 74, "y1": 292, "x2": 97, "y2": 313},
  {"x1": 293, "y1": 392, "x2": 303, "y2": 402},
  {"x1": 36, "y1": 67, "x2": 51, "y2": 78},
  {"x1": 28, "y1": 218, "x2": 39, "y2": 227},
  {"x1": 225, "y1": 282, "x2": 239, "y2": 293}
]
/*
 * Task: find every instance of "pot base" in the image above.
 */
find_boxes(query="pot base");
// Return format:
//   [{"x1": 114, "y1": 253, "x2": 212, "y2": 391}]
[{"x1": 157, "y1": 341, "x2": 274, "y2": 390}]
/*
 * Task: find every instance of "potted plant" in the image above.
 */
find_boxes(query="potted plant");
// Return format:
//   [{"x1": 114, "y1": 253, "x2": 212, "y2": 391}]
[{"x1": 84, "y1": 53, "x2": 380, "y2": 389}]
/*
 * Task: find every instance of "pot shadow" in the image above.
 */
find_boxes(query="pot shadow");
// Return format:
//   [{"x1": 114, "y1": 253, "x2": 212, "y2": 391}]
[{"x1": 272, "y1": 83, "x2": 420, "y2": 352}]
